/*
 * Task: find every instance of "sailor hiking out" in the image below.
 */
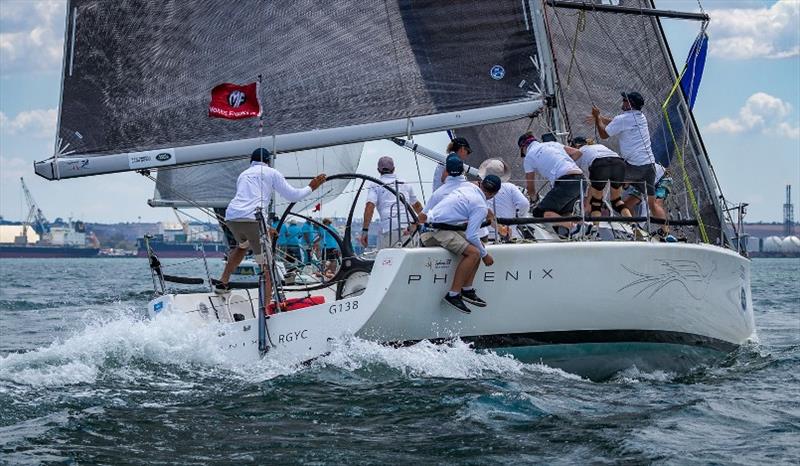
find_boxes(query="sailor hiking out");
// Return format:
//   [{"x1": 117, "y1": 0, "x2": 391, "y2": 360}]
[
  {"x1": 590, "y1": 91, "x2": 669, "y2": 234},
  {"x1": 518, "y1": 132, "x2": 584, "y2": 238},
  {"x1": 360, "y1": 156, "x2": 423, "y2": 250},
  {"x1": 569, "y1": 137, "x2": 632, "y2": 219},
  {"x1": 215, "y1": 148, "x2": 326, "y2": 305},
  {"x1": 417, "y1": 175, "x2": 502, "y2": 314}
]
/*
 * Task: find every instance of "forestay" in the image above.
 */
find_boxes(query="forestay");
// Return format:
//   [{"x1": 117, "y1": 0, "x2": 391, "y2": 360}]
[{"x1": 38, "y1": 0, "x2": 543, "y2": 180}]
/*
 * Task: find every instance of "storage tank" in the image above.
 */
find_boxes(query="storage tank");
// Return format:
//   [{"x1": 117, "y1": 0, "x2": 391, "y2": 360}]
[
  {"x1": 763, "y1": 236, "x2": 783, "y2": 253},
  {"x1": 781, "y1": 236, "x2": 800, "y2": 253}
]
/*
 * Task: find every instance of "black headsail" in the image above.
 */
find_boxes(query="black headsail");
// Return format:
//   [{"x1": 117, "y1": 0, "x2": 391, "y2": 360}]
[{"x1": 37, "y1": 0, "x2": 543, "y2": 180}]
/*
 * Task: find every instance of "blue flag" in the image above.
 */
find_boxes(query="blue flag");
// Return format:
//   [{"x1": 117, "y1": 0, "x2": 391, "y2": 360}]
[{"x1": 680, "y1": 32, "x2": 708, "y2": 110}]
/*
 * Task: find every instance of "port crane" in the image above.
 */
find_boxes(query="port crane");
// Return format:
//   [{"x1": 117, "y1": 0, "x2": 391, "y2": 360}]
[{"x1": 20, "y1": 177, "x2": 49, "y2": 241}]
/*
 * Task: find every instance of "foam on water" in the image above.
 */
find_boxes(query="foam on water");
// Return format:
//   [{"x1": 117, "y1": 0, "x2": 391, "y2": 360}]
[{"x1": 0, "y1": 307, "x2": 227, "y2": 388}]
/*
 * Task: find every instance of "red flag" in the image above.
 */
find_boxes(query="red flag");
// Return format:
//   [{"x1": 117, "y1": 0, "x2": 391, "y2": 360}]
[
  {"x1": 208, "y1": 82, "x2": 261, "y2": 119},
  {"x1": 313, "y1": 203, "x2": 321, "y2": 212}
]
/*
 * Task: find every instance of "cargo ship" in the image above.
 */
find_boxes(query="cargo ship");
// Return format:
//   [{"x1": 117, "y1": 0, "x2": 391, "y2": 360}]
[
  {"x1": 136, "y1": 234, "x2": 228, "y2": 258},
  {"x1": 0, "y1": 219, "x2": 100, "y2": 258},
  {"x1": 1, "y1": 180, "x2": 100, "y2": 258},
  {"x1": 135, "y1": 220, "x2": 228, "y2": 258}
]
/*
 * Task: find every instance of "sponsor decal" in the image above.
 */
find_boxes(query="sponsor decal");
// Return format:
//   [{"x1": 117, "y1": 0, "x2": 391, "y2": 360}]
[
  {"x1": 382, "y1": 258, "x2": 393, "y2": 266},
  {"x1": 490, "y1": 64, "x2": 506, "y2": 80},
  {"x1": 153, "y1": 301, "x2": 163, "y2": 313},
  {"x1": 66, "y1": 158, "x2": 90, "y2": 171},
  {"x1": 128, "y1": 148, "x2": 177, "y2": 170},
  {"x1": 424, "y1": 257, "x2": 452, "y2": 270}
]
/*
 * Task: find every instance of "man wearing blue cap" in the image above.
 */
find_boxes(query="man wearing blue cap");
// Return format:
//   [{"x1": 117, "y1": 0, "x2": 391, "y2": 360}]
[
  {"x1": 417, "y1": 174, "x2": 501, "y2": 314},
  {"x1": 214, "y1": 148, "x2": 326, "y2": 299},
  {"x1": 590, "y1": 91, "x2": 668, "y2": 231},
  {"x1": 424, "y1": 153, "x2": 468, "y2": 213}
]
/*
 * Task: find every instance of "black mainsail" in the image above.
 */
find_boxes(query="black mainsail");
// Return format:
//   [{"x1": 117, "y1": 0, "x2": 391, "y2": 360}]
[{"x1": 37, "y1": 0, "x2": 543, "y2": 180}]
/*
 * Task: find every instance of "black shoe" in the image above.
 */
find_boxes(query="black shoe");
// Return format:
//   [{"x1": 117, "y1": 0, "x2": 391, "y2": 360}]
[
  {"x1": 442, "y1": 294, "x2": 471, "y2": 314},
  {"x1": 461, "y1": 289, "x2": 487, "y2": 307}
]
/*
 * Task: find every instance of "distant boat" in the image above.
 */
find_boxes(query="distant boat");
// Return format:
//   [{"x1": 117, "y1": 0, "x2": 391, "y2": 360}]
[
  {"x1": 0, "y1": 179, "x2": 100, "y2": 258},
  {"x1": 136, "y1": 234, "x2": 227, "y2": 259}
]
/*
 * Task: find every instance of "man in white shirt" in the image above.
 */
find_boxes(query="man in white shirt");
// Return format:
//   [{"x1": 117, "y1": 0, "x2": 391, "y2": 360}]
[
  {"x1": 518, "y1": 132, "x2": 584, "y2": 236},
  {"x1": 569, "y1": 136, "x2": 631, "y2": 218},
  {"x1": 360, "y1": 156, "x2": 423, "y2": 250},
  {"x1": 432, "y1": 137, "x2": 471, "y2": 192},
  {"x1": 590, "y1": 91, "x2": 667, "y2": 227},
  {"x1": 425, "y1": 153, "x2": 468, "y2": 214},
  {"x1": 478, "y1": 158, "x2": 529, "y2": 241},
  {"x1": 215, "y1": 148, "x2": 326, "y2": 304},
  {"x1": 417, "y1": 175, "x2": 501, "y2": 314}
]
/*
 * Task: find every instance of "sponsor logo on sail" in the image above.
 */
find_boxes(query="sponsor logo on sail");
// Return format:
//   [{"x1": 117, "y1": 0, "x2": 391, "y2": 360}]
[{"x1": 490, "y1": 65, "x2": 505, "y2": 80}]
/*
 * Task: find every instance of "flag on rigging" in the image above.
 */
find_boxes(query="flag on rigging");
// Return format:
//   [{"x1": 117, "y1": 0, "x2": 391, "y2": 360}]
[
  {"x1": 208, "y1": 82, "x2": 262, "y2": 119},
  {"x1": 680, "y1": 32, "x2": 708, "y2": 110}
]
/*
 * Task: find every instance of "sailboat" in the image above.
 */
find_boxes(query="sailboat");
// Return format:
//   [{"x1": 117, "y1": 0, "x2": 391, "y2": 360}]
[{"x1": 35, "y1": 0, "x2": 755, "y2": 379}]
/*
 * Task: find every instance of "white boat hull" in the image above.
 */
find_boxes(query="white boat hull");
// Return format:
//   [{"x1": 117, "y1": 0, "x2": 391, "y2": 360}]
[{"x1": 148, "y1": 242, "x2": 755, "y2": 379}]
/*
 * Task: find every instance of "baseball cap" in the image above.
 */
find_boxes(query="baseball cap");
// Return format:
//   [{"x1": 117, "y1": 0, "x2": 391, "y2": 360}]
[
  {"x1": 451, "y1": 137, "x2": 472, "y2": 154},
  {"x1": 377, "y1": 156, "x2": 395, "y2": 173},
  {"x1": 621, "y1": 91, "x2": 645, "y2": 109},
  {"x1": 251, "y1": 148, "x2": 271, "y2": 163},
  {"x1": 445, "y1": 153, "x2": 464, "y2": 176},
  {"x1": 518, "y1": 132, "x2": 536, "y2": 148},
  {"x1": 481, "y1": 174, "x2": 502, "y2": 194}
]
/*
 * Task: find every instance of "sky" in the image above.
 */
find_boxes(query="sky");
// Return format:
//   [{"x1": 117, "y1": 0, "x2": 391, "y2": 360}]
[{"x1": 0, "y1": 0, "x2": 798, "y2": 224}]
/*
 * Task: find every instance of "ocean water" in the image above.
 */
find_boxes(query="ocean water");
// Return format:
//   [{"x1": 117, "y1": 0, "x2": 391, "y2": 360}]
[{"x1": 0, "y1": 257, "x2": 798, "y2": 465}]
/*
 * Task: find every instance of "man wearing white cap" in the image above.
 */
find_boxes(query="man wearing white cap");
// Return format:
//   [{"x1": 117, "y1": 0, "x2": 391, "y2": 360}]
[
  {"x1": 360, "y1": 156, "x2": 423, "y2": 250},
  {"x1": 478, "y1": 159, "x2": 530, "y2": 241}
]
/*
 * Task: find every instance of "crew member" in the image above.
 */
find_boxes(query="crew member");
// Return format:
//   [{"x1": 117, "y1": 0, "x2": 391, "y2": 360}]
[
  {"x1": 215, "y1": 148, "x2": 326, "y2": 307},
  {"x1": 360, "y1": 156, "x2": 423, "y2": 250},
  {"x1": 432, "y1": 137, "x2": 471, "y2": 191},
  {"x1": 623, "y1": 163, "x2": 676, "y2": 241},
  {"x1": 518, "y1": 132, "x2": 584, "y2": 237},
  {"x1": 417, "y1": 175, "x2": 501, "y2": 314},
  {"x1": 478, "y1": 159, "x2": 530, "y2": 241},
  {"x1": 590, "y1": 91, "x2": 668, "y2": 231},
  {"x1": 569, "y1": 136, "x2": 632, "y2": 219},
  {"x1": 424, "y1": 153, "x2": 468, "y2": 213}
]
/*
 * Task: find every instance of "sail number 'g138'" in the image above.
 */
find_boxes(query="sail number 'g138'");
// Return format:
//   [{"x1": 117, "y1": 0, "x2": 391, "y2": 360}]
[{"x1": 330, "y1": 301, "x2": 358, "y2": 314}]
